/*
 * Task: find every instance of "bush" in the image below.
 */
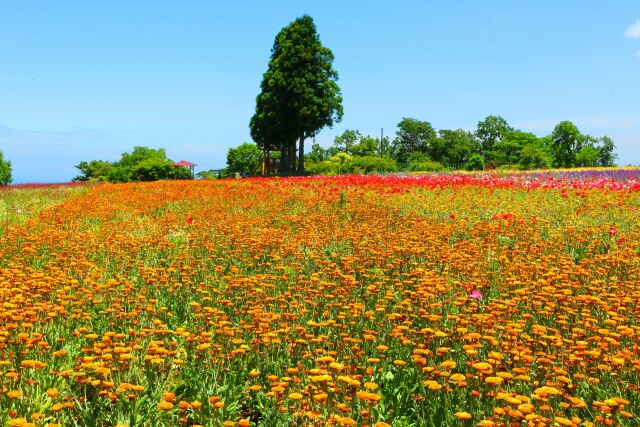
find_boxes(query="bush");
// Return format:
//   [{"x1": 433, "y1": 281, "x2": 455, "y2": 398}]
[
  {"x1": 305, "y1": 160, "x2": 336, "y2": 175},
  {"x1": 408, "y1": 160, "x2": 445, "y2": 172},
  {"x1": 75, "y1": 146, "x2": 192, "y2": 183},
  {"x1": 575, "y1": 145, "x2": 599, "y2": 167},
  {"x1": 465, "y1": 154, "x2": 485, "y2": 171},
  {"x1": 0, "y1": 150, "x2": 12, "y2": 186},
  {"x1": 197, "y1": 169, "x2": 225, "y2": 180},
  {"x1": 519, "y1": 145, "x2": 551, "y2": 170},
  {"x1": 350, "y1": 156, "x2": 397, "y2": 174},
  {"x1": 307, "y1": 155, "x2": 397, "y2": 176},
  {"x1": 328, "y1": 153, "x2": 353, "y2": 174},
  {"x1": 227, "y1": 143, "x2": 262, "y2": 174},
  {"x1": 73, "y1": 160, "x2": 112, "y2": 182}
]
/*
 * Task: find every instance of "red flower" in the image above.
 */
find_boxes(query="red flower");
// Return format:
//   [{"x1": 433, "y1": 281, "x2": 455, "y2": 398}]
[{"x1": 186, "y1": 217, "x2": 193, "y2": 225}]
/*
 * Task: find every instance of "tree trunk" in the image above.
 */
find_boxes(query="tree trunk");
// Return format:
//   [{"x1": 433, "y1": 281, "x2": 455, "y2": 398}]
[
  {"x1": 298, "y1": 136, "x2": 305, "y2": 174},
  {"x1": 280, "y1": 143, "x2": 290, "y2": 174},
  {"x1": 289, "y1": 140, "x2": 297, "y2": 174}
]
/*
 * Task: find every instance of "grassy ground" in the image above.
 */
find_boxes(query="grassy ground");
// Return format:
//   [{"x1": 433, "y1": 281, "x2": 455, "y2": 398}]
[{"x1": 0, "y1": 184, "x2": 89, "y2": 237}]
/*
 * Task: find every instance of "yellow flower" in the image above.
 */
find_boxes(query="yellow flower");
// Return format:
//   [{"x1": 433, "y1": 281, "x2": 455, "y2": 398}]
[
  {"x1": 424, "y1": 380, "x2": 443, "y2": 390},
  {"x1": 472, "y1": 362, "x2": 492, "y2": 371},
  {"x1": 554, "y1": 417, "x2": 574, "y2": 426},
  {"x1": 454, "y1": 411, "x2": 472, "y2": 420},
  {"x1": 484, "y1": 376, "x2": 503, "y2": 385}
]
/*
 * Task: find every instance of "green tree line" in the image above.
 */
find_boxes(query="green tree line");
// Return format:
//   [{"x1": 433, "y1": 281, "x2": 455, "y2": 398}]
[
  {"x1": 73, "y1": 146, "x2": 192, "y2": 182},
  {"x1": 298, "y1": 116, "x2": 616, "y2": 175}
]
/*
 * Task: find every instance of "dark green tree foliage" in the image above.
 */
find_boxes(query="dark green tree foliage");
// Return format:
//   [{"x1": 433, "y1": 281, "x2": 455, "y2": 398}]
[
  {"x1": 490, "y1": 140, "x2": 523, "y2": 164},
  {"x1": 392, "y1": 118, "x2": 437, "y2": 163},
  {"x1": 438, "y1": 129, "x2": 479, "y2": 166},
  {"x1": 490, "y1": 131, "x2": 539, "y2": 164},
  {"x1": 0, "y1": 150, "x2": 12, "y2": 186},
  {"x1": 250, "y1": 15, "x2": 343, "y2": 174},
  {"x1": 519, "y1": 144, "x2": 552, "y2": 170},
  {"x1": 332, "y1": 130, "x2": 361, "y2": 155},
  {"x1": 350, "y1": 136, "x2": 379, "y2": 157},
  {"x1": 476, "y1": 115, "x2": 513, "y2": 156},
  {"x1": 110, "y1": 147, "x2": 191, "y2": 182},
  {"x1": 465, "y1": 154, "x2": 485, "y2": 171},
  {"x1": 226, "y1": 143, "x2": 262, "y2": 174},
  {"x1": 306, "y1": 143, "x2": 331, "y2": 163},
  {"x1": 73, "y1": 160, "x2": 112, "y2": 182},
  {"x1": 596, "y1": 136, "x2": 616, "y2": 166},
  {"x1": 575, "y1": 145, "x2": 600, "y2": 167},
  {"x1": 74, "y1": 146, "x2": 191, "y2": 182},
  {"x1": 302, "y1": 116, "x2": 618, "y2": 176},
  {"x1": 330, "y1": 130, "x2": 380, "y2": 157},
  {"x1": 550, "y1": 121, "x2": 583, "y2": 168}
]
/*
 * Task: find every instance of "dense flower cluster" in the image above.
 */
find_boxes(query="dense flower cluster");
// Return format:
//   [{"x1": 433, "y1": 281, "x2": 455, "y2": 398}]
[{"x1": 0, "y1": 174, "x2": 638, "y2": 426}]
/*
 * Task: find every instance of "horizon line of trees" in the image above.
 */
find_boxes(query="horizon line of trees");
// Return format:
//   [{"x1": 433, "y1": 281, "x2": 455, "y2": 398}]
[
  {"x1": 214, "y1": 114, "x2": 617, "y2": 179},
  {"x1": 299, "y1": 115, "x2": 617, "y2": 175},
  {"x1": 72, "y1": 146, "x2": 193, "y2": 183}
]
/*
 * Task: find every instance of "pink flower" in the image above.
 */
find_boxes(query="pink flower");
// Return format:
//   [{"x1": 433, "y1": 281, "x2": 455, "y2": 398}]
[
  {"x1": 608, "y1": 228, "x2": 616, "y2": 235},
  {"x1": 469, "y1": 289, "x2": 483, "y2": 300}
]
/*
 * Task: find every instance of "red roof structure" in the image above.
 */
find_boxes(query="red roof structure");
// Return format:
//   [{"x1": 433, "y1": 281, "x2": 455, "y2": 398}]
[
  {"x1": 172, "y1": 160, "x2": 197, "y2": 167},
  {"x1": 171, "y1": 160, "x2": 197, "y2": 179}
]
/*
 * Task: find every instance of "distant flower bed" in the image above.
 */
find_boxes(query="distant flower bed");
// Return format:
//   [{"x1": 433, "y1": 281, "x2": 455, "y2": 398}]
[{"x1": 3, "y1": 181, "x2": 91, "y2": 190}]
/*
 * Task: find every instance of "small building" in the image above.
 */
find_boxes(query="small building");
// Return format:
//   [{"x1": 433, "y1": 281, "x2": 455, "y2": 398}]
[
  {"x1": 172, "y1": 160, "x2": 197, "y2": 178},
  {"x1": 262, "y1": 144, "x2": 280, "y2": 175}
]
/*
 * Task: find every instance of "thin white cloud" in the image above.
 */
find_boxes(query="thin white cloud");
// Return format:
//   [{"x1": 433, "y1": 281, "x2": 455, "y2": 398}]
[
  {"x1": 0, "y1": 123, "x2": 108, "y2": 149},
  {"x1": 625, "y1": 20, "x2": 640, "y2": 38}
]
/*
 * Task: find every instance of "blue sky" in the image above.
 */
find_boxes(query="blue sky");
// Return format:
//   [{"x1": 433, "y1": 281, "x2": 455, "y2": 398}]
[{"x1": 1, "y1": 1, "x2": 639, "y2": 182}]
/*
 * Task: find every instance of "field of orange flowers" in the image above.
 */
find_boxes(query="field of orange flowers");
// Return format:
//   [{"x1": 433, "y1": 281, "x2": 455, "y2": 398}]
[{"x1": 1, "y1": 175, "x2": 639, "y2": 426}]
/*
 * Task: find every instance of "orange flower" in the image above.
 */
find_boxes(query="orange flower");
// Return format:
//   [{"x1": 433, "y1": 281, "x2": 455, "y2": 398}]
[
  {"x1": 313, "y1": 393, "x2": 328, "y2": 402},
  {"x1": 7, "y1": 390, "x2": 23, "y2": 399},
  {"x1": 484, "y1": 376, "x2": 503, "y2": 385},
  {"x1": 157, "y1": 401, "x2": 173, "y2": 410}
]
